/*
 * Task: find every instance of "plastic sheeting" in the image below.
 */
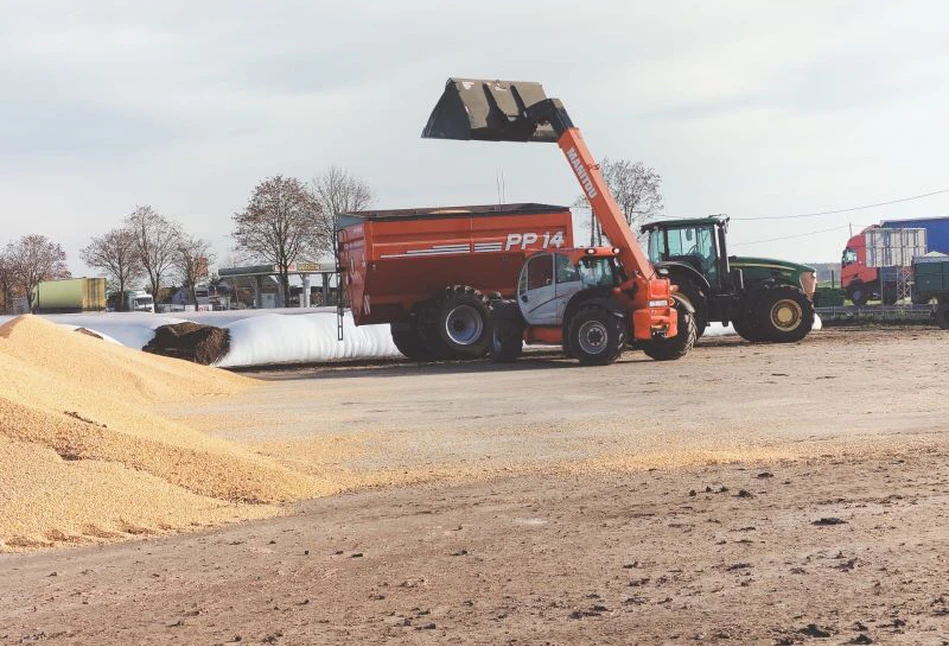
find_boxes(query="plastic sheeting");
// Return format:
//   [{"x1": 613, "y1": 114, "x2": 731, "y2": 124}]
[{"x1": 0, "y1": 309, "x2": 821, "y2": 367}]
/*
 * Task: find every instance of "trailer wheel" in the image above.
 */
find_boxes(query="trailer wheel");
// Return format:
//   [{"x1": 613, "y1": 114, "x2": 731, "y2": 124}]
[
  {"x1": 488, "y1": 301, "x2": 524, "y2": 363},
  {"x1": 429, "y1": 285, "x2": 491, "y2": 359},
  {"x1": 568, "y1": 305, "x2": 626, "y2": 366},
  {"x1": 935, "y1": 303, "x2": 949, "y2": 330},
  {"x1": 390, "y1": 321, "x2": 439, "y2": 361},
  {"x1": 755, "y1": 285, "x2": 815, "y2": 343},
  {"x1": 640, "y1": 295, "x2": 696, "y2": 361}
]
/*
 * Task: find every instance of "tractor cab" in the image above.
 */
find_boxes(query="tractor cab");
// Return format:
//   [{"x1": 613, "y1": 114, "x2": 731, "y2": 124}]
[
  {"x1": 642, "y1": 216, "x2": 731, "y2": 292},
  {"x1": 515, "y1": 248, "x2": 623, "y2": 327}
]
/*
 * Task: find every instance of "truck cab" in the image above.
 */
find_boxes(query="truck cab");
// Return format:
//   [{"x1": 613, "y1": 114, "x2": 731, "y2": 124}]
[
  {"x1": 127, "y1": 291, "x2": 155, "y2": 313},
  {"x1": 840, "y1": 227, "x2": 880, "y2": 305}
]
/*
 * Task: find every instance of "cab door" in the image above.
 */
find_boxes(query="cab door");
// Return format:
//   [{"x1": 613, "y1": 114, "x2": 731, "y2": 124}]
[
  {"x1": 554, "y1": 252, "x2": 584, "y2": 320},
  {"x1": 517, "y1": 253, "x2": 559, "y2": 326}
]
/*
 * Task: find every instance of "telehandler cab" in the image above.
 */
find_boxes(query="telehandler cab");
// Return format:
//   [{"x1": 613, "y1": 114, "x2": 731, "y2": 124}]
[{"x1": 423, "y1": 78, "x2": 695, "y2": 365}]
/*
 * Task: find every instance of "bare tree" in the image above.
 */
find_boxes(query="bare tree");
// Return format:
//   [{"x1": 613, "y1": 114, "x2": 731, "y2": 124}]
[
  {"x1": 0, "y1": 252, "x2": 15, "y2": 314},
  {"x1": 232, "y1": 175, "x2": 327, "y2": 306},
  {"x1": 311, "y1": 165, "x2": 374, "y2": 250},
  {"x1": 4, "y1": 234, "x2": 71, "y2": 312},
  {"x1": 125, "y1": 205, "x2": 182, "y2": 302},
  {"x1": 575, "y1": 158, "x2": 663, "y2": 246},
  {"x1": 80, "y1": 227, "x2": 143, "y2": 311},
  {"x1": 176, "y1": 234, "x2": 214, "y2": 306}
]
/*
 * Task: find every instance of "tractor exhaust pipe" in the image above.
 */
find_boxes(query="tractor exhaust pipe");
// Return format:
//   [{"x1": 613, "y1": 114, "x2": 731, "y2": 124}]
[{"x1": 422, "y1": 78, "x2": 561, "y2": 143}]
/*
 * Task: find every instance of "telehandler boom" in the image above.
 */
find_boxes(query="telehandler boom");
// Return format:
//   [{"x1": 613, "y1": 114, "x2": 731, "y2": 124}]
[{"x1": 423, "y1": 78, "x2": 695, "y2": 364}]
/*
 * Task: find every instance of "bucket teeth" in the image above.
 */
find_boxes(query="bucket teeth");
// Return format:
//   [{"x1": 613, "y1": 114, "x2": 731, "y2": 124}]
[{"x1": 422, "y1": 78, "x2": 558, "y2": 143}]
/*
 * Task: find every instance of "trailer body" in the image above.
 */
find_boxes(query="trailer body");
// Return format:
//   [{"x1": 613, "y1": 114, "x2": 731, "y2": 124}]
[
  {"x1": 338, "y1": 202, "x2": 573, "y2": 327},
  {"x1": 34, "y1": 277, "x2": 107, "y2": 314}
]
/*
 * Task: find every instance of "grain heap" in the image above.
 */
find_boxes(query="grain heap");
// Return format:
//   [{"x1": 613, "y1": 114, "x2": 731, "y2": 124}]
[{"x1": 0, "y1": 315, "x2": 318, "y2": 551}]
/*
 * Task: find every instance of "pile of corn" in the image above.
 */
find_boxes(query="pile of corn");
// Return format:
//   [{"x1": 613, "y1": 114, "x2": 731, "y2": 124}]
[{"x1": 0, "y1": 316, "x2": 318, "y2": 551}]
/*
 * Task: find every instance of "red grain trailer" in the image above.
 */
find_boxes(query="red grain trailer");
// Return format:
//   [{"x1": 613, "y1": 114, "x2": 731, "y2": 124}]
[{"x1": 337, "y1": 202, "x2": 574, "y2": 360}]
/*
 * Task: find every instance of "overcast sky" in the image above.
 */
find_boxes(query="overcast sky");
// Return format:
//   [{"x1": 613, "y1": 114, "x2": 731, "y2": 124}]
[{"x1": 3, "y1": 1, "x2": 949, "y2": 276}]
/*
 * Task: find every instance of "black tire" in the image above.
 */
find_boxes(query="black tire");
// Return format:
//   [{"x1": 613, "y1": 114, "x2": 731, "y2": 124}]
[
  {"x1": 848, "y1": 282, "x2": 868, "y2": 306},
  {"x1": 935, "y1": 303, "x2": 949, "y2": 330},
  {"x1": 390, "y1": 321, "x2": 439, "y2": 361},
  {"x1": 673, "y1": 280, "x2": 708, "y2": 340},
  {"x1": 912, "y1": 292, "x2": 931, "y2": 306},
  {"x1": 882, "y1": 285, "x2": 898, "y2": 306},
  {"x1": 425, "y1": 285, "x2": 491, "y2": 360},
  {"x1": 755, "y1": 285, "x2": 815, "y2": 343},
  {"x1": 567, "y1": 305, "x2": 626, "y2": 366},
  {"x1": 488, "y1": 301, "x2": 524, "y2": 363},
  {"x1": 640, "y1": 295, "x2": 697, "y2": 361},
  {"x1": 731, "y1": 302, "x2": 765, "y2": 343}
]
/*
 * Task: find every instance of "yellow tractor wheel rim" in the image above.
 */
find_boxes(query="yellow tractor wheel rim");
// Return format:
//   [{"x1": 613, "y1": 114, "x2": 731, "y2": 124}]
[{"x1": 771, "y1": 299, "x2": 803, "y2": 331}]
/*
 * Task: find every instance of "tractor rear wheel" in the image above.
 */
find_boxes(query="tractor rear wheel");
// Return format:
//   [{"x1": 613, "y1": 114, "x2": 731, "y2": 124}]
[
  {"x1": 935, "y1": 303, "x2": 949, "y2": 330},
  {"x1": 640, "y1": 295, "x2": 696, "y2": 361},
  {"x1": 488, "y1": 300, "x2": 523, "y2": 362},
  {"x1": 755, "y1": 285, "x2": 815, "y2": 343},
  {"x1": 427, "y1": 285, "x2": 491, "y2": 360},
  {"x1": 567, "y1": 305, "x2": 626, "y2": 366}
]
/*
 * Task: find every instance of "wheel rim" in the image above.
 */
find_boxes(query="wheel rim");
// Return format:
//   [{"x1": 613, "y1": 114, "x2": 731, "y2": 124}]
[
  {"x1": 770, "y1": 299, "x2": 803, "y2": 331},
  {"x1": 577, "y1": 320, "x2": 609, "y2": 355},
  {"x1": 445, "y1": 304, "x2": 483, "y2": 346}
]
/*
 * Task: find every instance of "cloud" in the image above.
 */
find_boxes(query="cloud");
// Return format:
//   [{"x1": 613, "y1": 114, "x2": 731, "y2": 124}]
[{"x1": 3, "y1": 0, "x2": 949, "y2": 274}]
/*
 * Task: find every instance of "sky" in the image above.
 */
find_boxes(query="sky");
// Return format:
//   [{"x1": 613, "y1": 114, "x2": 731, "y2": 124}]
[{"x1": 3, "y1": 0, "x2": 949, "y2": 276}]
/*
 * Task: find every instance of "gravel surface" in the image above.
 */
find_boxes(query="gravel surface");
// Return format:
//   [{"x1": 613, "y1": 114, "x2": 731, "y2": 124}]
[{"x1": 2, "y1": 326, "x2": 948, "y2": 644}]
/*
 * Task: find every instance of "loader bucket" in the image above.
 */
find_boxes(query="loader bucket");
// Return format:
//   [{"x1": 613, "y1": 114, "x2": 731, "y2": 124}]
[{"x1": 422, "y1": 78, "x2": 559, "y2": 143}]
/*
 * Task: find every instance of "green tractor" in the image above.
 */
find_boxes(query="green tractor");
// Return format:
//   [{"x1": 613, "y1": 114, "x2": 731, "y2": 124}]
[{"x1": 641, "y1": 216, "x2": 817, "y2": 343}]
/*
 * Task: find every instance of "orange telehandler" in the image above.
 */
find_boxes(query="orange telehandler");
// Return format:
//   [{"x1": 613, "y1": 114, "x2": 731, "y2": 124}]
[{"x1": 422, "y1": 78, "x2": 695, "y2": 365}]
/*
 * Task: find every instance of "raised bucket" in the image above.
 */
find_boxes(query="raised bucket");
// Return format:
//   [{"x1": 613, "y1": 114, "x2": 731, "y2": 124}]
[{"x1": 421, "y1": 78, "x2": 558, "y2": 143}]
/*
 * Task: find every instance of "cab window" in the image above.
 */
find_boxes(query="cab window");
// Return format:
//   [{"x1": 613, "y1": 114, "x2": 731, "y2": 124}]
[
  {"x1": 525, "y1": 254, "x2": 553, "y2": 290},
  {"x1": 842, "y1": 247, "x2": 857, "y2": 266},
  {"x1": 578, "y1": 257, "x2": 618, "y2": 289},
  {"x1": 648, "y1": 231, "x2": 666, "y2": 264},
  {"x1": 554, "y1": 254, "x2": 580, "y2": 283}
]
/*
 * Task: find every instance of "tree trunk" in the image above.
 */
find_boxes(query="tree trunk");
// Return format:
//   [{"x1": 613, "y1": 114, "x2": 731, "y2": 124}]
[{"x1": 278, "y1": 272, "x2": 291, "y2": 308}]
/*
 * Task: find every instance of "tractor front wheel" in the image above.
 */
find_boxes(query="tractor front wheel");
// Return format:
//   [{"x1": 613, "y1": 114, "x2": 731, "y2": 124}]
[
  {"x1": 673, "y1": 280, "x2": 708, "y2": 339},
  {"x1": 640, "y1": 295, "x2": 697, "y2": 361},
  {"x1": 567, "y1": 305, "x2": 626, "y2": 366}
]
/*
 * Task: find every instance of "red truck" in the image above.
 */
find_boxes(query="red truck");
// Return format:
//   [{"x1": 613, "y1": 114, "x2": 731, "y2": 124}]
[{"x1": 337, "y1": 202, "x2": 574, "y2": 360}]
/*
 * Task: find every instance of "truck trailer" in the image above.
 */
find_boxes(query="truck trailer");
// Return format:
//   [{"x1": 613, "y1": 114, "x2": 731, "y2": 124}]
[
  {"x1": 34, "y1": 277, "x2": 106, "y2": 314},
  {"x1": 337, "y1": 202, "x2": 574, "y2": 360},
  {"x1": 841, "y1": 216, "x2": 949, "y2": 304}
]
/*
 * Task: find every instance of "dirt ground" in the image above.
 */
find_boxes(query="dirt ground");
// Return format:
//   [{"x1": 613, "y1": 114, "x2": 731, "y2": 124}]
[{"x1": 2, "y1": 328, "x2": 948, "y2": 645}]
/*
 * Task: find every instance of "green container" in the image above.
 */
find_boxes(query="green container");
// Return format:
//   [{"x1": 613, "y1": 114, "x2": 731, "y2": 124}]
[{"x1": 814, "y1": 286, "x2": 846, "y2": 307}]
